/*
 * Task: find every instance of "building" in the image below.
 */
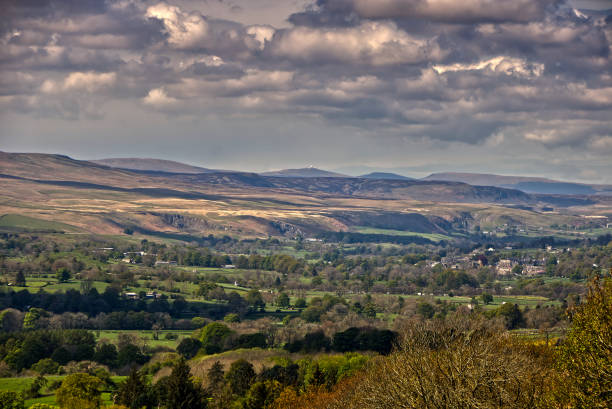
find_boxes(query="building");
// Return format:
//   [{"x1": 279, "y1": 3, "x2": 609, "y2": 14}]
[{"x1": 496, "y1": 259, "x2": 515, "y2": 275}]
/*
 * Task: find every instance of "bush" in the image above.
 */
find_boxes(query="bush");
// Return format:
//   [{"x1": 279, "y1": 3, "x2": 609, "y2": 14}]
[
  {"x1": 56, "y1": 373, "x2": 103, "y2": 409},
  {"x1": 0, "y1": 390, "x2": 24, "y2": 409},
  {"x1": 199, "y1": 322, "x2": 233, "y2": 355},
  {"x1": 31, "y1": 358, "x2": 60, "y2": 375},
  {"x1": 224, "y1": 313, "x2": 240, "y2": 323},
  {"x1": 176, "y1": 338, "x2": 202, "y2": 359}
]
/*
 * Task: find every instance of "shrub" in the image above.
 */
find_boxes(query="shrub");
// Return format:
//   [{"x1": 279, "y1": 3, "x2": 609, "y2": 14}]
[{"x1": 31, "y1": 358, "x2": 59, "y2": 375}]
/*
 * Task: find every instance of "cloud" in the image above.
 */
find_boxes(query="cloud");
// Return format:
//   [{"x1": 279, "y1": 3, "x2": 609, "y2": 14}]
[
  {"x1": 63, "y1": 72, "x2": 117, "y2": 92},
  {"x1": 40, "y1": 71, "x2": 117, "y2": 94},
  {"x1": 294, "y1": 0, "x2": 561, "y2": 24},
  {"x1": 1, "y1": 0, "x2": 611, "y2": 174},
  {"x1": 245, "y1": 25, "x2": 275, "y2": 50},
  {"x1": 433, "y1": 56, "x2": 544, "y2": 77},
  {"x1": 146, "y1": 2, "x2": 210, "y2": 49},
  {"x1": 143, "y1": 87, "x2": 178, "y2": 107},
  {"x1": 268, "y1": 21, "x2": 445, "y2": 65}
]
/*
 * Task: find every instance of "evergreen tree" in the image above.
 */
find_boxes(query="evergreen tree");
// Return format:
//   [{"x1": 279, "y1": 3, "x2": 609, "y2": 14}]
[
  {"x1": 207, "y1": 361, "x2": 225, "y2": 393},
  {"x1": 15, "y1": 271, "x2": 26, "y2": 287},
  {"x1": 160, "y1": 358, "x2": 206, "y2": 409},
  {"x1": 115, "y1": 367, "x2": 155, "y2": 409},
  {"x1": 226, "y1": 359, "x2": 255, "y2": 396}
]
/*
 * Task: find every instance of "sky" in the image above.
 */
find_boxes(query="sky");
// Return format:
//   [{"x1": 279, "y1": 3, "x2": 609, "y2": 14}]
[{"x1": 1, "y1": 0, "x2": 611, "y2": 182}]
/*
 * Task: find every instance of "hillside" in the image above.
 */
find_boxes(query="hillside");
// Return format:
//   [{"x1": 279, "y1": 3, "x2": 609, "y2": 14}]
[
  {"x1": 423, "y1": 172, "x2": 611, "y2": 195},
  {"x1": 1, "y1": 152, "x2": 609, "y2": 241},
  {"x1": 259, "y1": 167, "x2": 348, "y2": 178},
  {"x1": 92, "y1": 158, "x2": 213, "y2": 174},
  {"x1": 359, "y1": 172, "x2": 413, "y2": 180}
]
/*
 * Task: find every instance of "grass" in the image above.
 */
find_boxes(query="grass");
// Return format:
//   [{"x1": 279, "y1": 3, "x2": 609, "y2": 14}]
[
  {"x1": 4, "y1": 277, "x2": 110, "y2": 294},
  {"x1": 0, "y1": 375, "x2": 125, "y2": 406},
  {"x1": 95, "y1": 329, "x2": 193, "y2": 349},
  {"x1": 0, "y1": 214, "x2": 80, "y2": 233},
  {"x1": 352, "y1": 226, "x2": 452, "y2": 242}
]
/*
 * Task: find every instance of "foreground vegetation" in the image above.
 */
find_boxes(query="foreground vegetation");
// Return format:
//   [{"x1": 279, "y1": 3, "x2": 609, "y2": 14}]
[{"x1": 0, "y1": 229, "x2": 610, "y2": 408}]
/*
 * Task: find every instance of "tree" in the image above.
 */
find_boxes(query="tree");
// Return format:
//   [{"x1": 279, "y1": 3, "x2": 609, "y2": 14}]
[
  {"x1": 206, "y1": 361, "x2": 225, "y2": 393},
  {"x1": 32, "y1": 358, "x2": 59, "y2": 375},
  {"x1": 115, "y1": 368, "x2": 155, "y2": 409},
  {"x1": 276, "y1": 293, "x2": 290, "y2": 308},
  {"x1": 246, "y1": 290, "x2": 266, "y2": 311},
  {"x1": 496, "y1": 303, "x2": 524, "y2": 329},
  {"x1": 15, "y1": 271, "x2": 26, "y2": 287},
  {"x1": 56, "y1": 373, "x2": 103, "y2": 409},
  {"x1": 93, "y1": 343, "x2": 118, "y2": 367},
  {"x1": 117, "y1": 344, "x2": 147, "y2": 367},
  {"x1": 0, "y1": 309, "x2": 22, "y2": 332},
  {"x1": 206, "y1": 361, "x2": 229, "y2": 409},
  {"x1": 558, "y1": 277, "x2": 612, "y2": 408},
  {"x1": 481, "y1": 293, "x2": 493, "y2": 305},
  {"x1": 223, "y1": 313, "x2": 240, "y2": 323},
  {"x1": 294, "y1": 298, "x2": 307, "y2": 309},
  {"x1": 27, "y1": 373, "x2": 48, "y2": 398},
  {"x1": 23, "y1": 307, "x2": 48, "y2": 329},
  {"x1": 301, "y1": 306, "x2": 324, "y2": 323},
  {"x1": 0, "y1": 391, "x2": 24, "y2": 409},
  {"x1": 56, "y1": 268, "x2": 71, "y2": 282},
  {"x1": 159, "y1": 358, "x2": 205, "y2": 409},
  {"x1": 416, "y1": 302, "x2": 435, "y2": 319},
  {"x1": 80, "y1": 279, "x2": 93, "y2": 294},
  {"x1": 242, "y1": 380, "x2": 283, "y2": 409},
  {"x1": 363, "y1": 303, "x2": 377, "y2": 318},
  {"x1": 199, "y1": 322, "x2": 233, "y2": 354},
  {"x1": 177, "y1": 338, "x2": 202, "y2": 359},
  {"x1": 226, "y1": 359, "x2": 255, "y2": 397},
  {"x1": 196, "y1": 282, "x2": 217, "y2": 299}
]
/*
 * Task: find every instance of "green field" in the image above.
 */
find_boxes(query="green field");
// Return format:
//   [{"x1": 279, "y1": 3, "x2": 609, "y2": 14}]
[
  {"x1": 0, "y1": 375, "x2": 124, "y2": 406},
  {"x1": 96, "y1": 329, "x2": 193, "y2": 349},
  {"x1": 5, "y1": 277, "x2": 110, "y2": 293},
  {"x1": 352, "y1": 226, "x2": 452, "y2": 242},
  {"x1": 0, "y1": 214, "x2": 80, "y2": 232}
]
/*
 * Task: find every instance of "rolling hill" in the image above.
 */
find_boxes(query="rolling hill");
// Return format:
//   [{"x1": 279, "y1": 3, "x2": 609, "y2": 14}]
[
  {"x1": 0, "y1": 152, "x2": 609, "y2": 241},
  {"x1": 423, "y1": 172, "x2": 611, "y2": 195},
  {"x1": 259, "y1": 167, "x2": 348, "y2": 178},
  {"x1": 92, "y1": 158, "x2": 214, "y2": 174},
  {"x1": 359, "y1": 172, "x2": 414, "y2": 180}
]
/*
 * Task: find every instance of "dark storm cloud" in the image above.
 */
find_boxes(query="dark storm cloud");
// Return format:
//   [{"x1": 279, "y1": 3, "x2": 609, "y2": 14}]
[{"x1": 1, "y1": 0, "x2": 612, "y2": 177}]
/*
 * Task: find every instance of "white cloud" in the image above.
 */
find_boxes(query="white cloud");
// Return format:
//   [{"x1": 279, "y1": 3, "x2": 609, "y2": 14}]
[
  {"x1": 270, "y1": 22, "x2": 445, "y2": 66},
  {"x1": 245, "y1": 25, "x2": 275, "y2": 50},
  {"x1": 63, "y1": 72, "x2": 117, "y2": 92},
  {"x1": 40, "y1": 72, "x2": 117, "y2": 94},
  {"x1": 143, "y1": 88, "x2": 178, "y2": 107},
  {"x1": 146, "y1": 2, "x2": 209, "y2": 49},
  {"x1": 433, "y1": 56, "x2": 544, "y2": 77}
]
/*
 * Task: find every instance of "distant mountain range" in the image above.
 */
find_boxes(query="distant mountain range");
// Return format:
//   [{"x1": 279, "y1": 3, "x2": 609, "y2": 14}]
[
  {"x1": 73, "y1": 156, "x2": 612, "y2": 196},
  {"x1": 359, "y1": 172, "x2": 414, "y2": 181},
  {"x1": 92, "y1": 158, "x2": 214, "y2": 174},
  {"x1": 259, "y1": 167, "x2": 347, "y2": 178},
  {"x1": 423, "y1": 172, "x2": 612, "y2": 196},
  {"x1": 0, "y1": 152, "x2": 534, "y2": 205}
]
